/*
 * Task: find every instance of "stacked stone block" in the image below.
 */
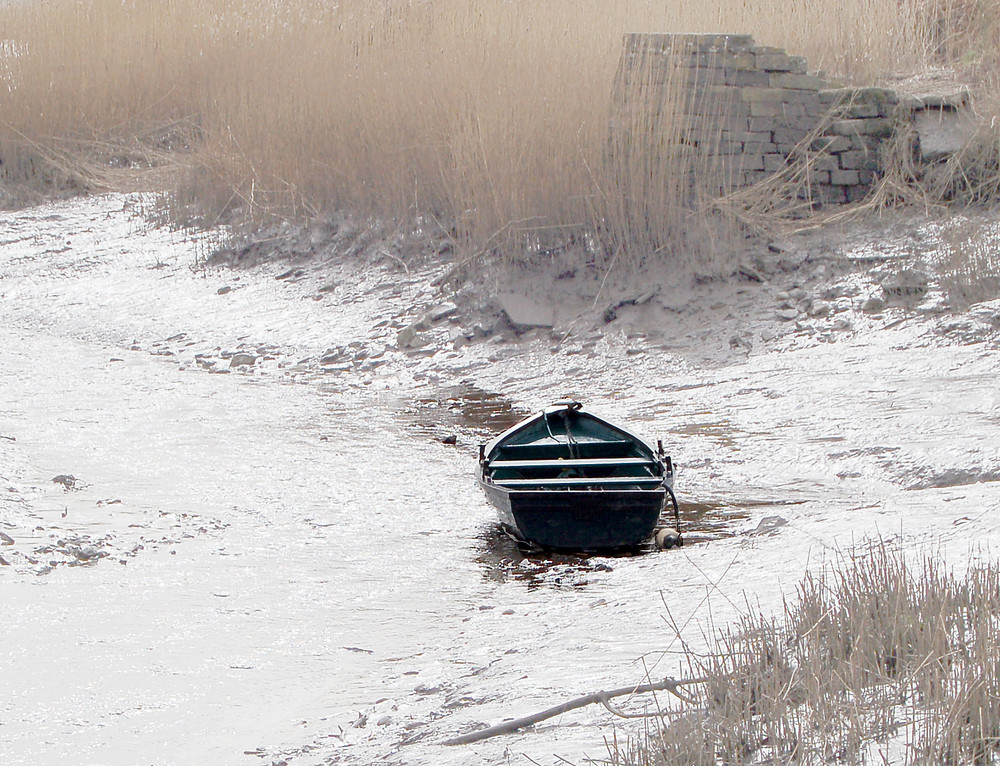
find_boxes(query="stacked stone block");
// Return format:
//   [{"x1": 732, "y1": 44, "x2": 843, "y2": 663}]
[
  {"x1": 812, "y1": 88, "x2": 898, "y2": 203},
  {"x1": 611, "y1": 33, "x2": 899, "y2": 205}
]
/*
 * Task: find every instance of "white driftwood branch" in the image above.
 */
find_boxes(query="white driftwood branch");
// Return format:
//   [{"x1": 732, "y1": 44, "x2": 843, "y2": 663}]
[{"x1": 442, "y1": 676, "x2": 704, "y2": 746}]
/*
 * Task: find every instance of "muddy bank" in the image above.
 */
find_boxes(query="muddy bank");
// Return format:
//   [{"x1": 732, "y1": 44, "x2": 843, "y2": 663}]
[
  {"x1": 134, "y1": 202, "x2": 1000, "y2": 384},
  {"x1": 2, "y1": 194, "x2": 1000, "y2": 766}
]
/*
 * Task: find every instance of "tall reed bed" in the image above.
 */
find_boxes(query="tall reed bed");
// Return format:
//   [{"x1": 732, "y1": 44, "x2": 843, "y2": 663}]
[
  {"x1": 623, "y1": 544, "x2": 1000, "y2": 766},
  {"x1": 0, "y1": 0, "x2": 997, "y2": 260}
]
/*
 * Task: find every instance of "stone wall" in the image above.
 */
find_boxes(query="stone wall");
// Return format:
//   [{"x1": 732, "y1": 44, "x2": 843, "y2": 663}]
[
  {"x1": 811, "y1": 87, "x2": 898, "y2": 204},
  {"x1": 610, "y1": 32, "x2": 970, "y2": 206}
]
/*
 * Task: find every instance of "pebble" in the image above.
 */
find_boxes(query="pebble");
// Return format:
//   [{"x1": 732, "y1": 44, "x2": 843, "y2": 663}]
[
  {"x1": 831, "y1": 317, "x2": 853, "y2": 332},
  {"x1": 737, "y1": 264, "x2": 765, "y2": 282},
  {"x1": 808, "y1": 300, "x2": 832, "y2": 318},
  {"x1": 655, "y1": 528, "x2": 682, "y2": 549},
  {"x1": 396, "y1": 323, "x2": 426, "y2": 349},
  {"x1": 228, "y1": 353, "x2": 257, "y2": 368},
  {"x1": 788, "y1": 287, "x2": 807, "y2": 301},
  {"x1": 861, "y1": 295, "x2": 886, "y2": 314},
  {"x1": 74, "y1": 545, "x2": 102, "y2": 561},
  {"x1": 469, "y1": 322, "x2": 491, "y2": 338},
  {"x1": 428, "y1": 302, "x2": 458, "y2": 322}
]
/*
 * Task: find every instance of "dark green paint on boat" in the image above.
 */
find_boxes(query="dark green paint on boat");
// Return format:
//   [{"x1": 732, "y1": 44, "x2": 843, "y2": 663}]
[{"x1": 477, "y1": 401, "x2": 676, "y2": 551}]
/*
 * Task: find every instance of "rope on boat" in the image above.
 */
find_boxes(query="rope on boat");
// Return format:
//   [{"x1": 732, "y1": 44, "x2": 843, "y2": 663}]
[
  {"x1": 665, "y1": 484, "x2": 680, "y2": 528},
  {"x1": 543, "y1": 408, "x2": 558, "y2": 443},
  {"x1": 563, "y1": 414, "x2": 579, "y2": 460},
  {"x1": 542, "y1": 407, "x2": 580, "y2": 461}
]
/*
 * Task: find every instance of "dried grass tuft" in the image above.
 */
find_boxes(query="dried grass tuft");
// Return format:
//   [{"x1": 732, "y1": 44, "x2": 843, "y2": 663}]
[
  {"x1": 638, "y1": 543, "x2": 1000, "y2": 766},
  {"x1": 868, "y1": 115, "x2": 1000, "y2": 212},
  {"x1": 937, "y1": 217, "x2": 1000, "y2": 309}
]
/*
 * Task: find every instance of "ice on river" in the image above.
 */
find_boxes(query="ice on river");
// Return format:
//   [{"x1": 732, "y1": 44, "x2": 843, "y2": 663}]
[{"x1": 2, "y1": 194, "x2": 999, "y2": 765}]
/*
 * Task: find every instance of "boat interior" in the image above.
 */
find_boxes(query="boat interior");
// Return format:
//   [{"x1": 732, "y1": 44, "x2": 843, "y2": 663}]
[{"x1": 481, "y1": 404, "x2": 670, "y2": 490}]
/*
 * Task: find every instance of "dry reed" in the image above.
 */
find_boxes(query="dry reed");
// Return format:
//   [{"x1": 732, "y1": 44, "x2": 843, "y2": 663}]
[
  {"x1": 1, "y1": 0, "x2": 999, "y2": 263},
  {"x1": 937, "y1": 217, "x2": 1000, "y2": 309},
  {"x1": 619, "y1": 543, "x2": 1000, "y2": 766}
]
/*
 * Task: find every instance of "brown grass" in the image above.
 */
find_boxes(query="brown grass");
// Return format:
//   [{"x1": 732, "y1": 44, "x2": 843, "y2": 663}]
[
  {"x1": 613, "y1": 543, "x2": 1000, "y2": 766},
  {"x1": 1, "y1": 0, "x2": 999, "y2": 261}
]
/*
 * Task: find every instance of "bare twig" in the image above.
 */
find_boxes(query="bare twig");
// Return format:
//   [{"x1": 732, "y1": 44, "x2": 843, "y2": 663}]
[
  {"x1": 428, "y1": 215, "x2": 544, "y2": 288},
  {"x1": 597, "y1": 689, "x2": 696, "y2": 719},
  {"x1": 373, "y1": 249, "x2": 409, "y2": 273},
  {"x1": 591, "y1": 244, "x2": 622, "y2": 311}
]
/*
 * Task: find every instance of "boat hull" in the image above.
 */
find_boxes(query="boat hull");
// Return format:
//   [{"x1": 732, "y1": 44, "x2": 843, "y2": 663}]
[
  {"x1": 481, "y1": 480, "x2": 664, "y2": 551},
  {"x1": 478, "y1": 401, "x2": 674, "y2": 552}
]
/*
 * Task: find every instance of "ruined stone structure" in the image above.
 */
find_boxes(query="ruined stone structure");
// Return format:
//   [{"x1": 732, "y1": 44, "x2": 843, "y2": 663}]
[{"x1": 610, "y1": 33, "x2": 972, "y2": 206}]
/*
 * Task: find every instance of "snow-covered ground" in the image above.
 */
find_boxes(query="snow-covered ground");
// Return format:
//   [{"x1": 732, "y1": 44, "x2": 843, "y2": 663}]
[{"x1": 1, "y1": 194, "x2": 999, "y2": 765}]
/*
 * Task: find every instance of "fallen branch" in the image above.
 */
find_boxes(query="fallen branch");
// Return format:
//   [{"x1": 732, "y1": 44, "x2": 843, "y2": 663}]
[{"x1": 441, "y1": 676, "x2": 704, "y2": 746}]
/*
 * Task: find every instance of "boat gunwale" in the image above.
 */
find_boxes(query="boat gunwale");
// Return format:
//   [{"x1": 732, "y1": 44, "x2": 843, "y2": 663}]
[{"x1": 481, "y1": 403, "x2": 660, "y2": 460}]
